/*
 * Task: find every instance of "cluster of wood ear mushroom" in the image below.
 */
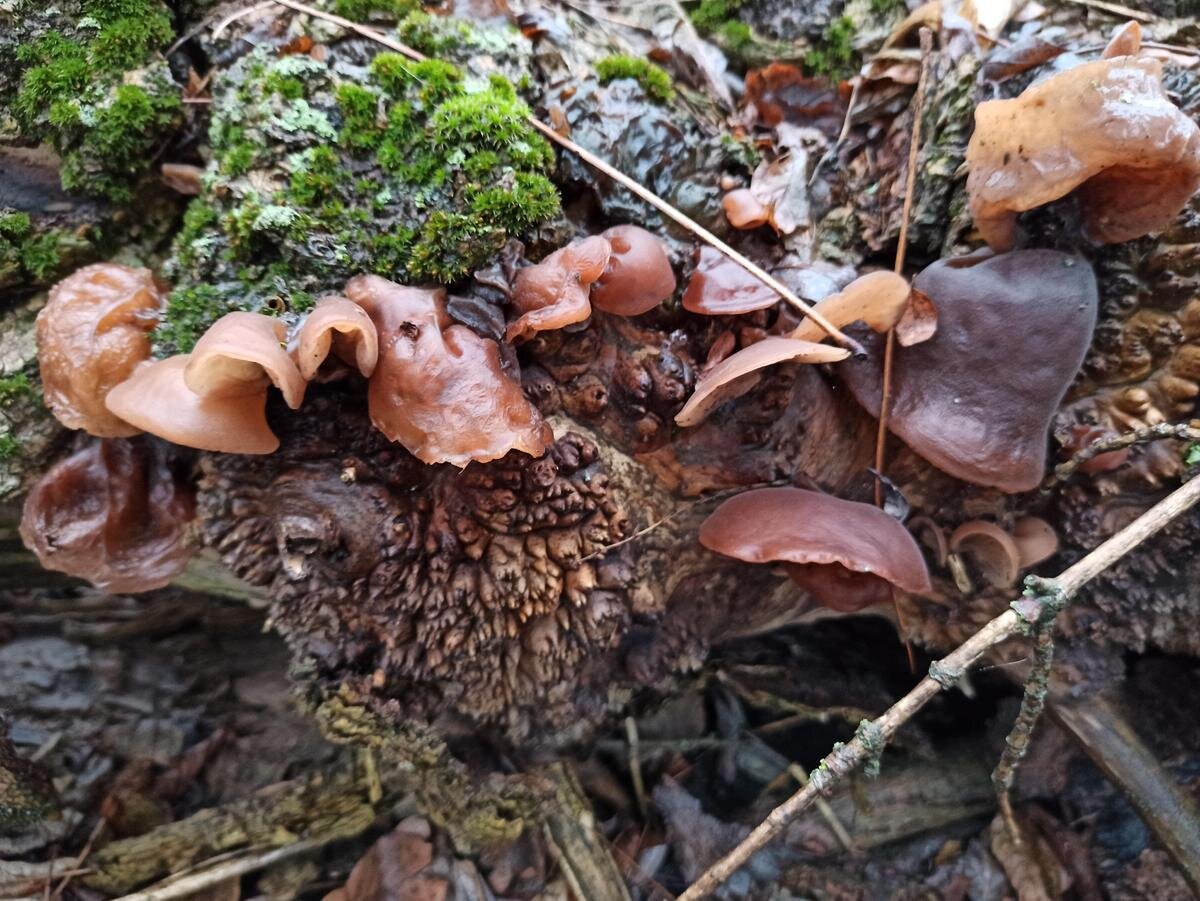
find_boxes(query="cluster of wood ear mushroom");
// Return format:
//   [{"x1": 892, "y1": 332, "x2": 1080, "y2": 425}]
[{"x1": 694, "y1": 20, "x2": 1200, "y2": 613}]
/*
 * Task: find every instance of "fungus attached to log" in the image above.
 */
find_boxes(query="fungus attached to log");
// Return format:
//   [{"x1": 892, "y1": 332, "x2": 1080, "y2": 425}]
[
  {"x1": 589, "y1": 225, "x2": 676, "y2": 316},
  {"x1": 674, "y1": 336, "x2": 848, "y2": 427},
  {"x1": 682, "y1": 246, "x2": 779, "y2": 316},
  {"x1": 506, "y1": 236, "x2": 611, "y2": 342},
  {"x1": 184, "y1": 312, "x2": 307, "y2": 410},
  {"x1": 839, "y1": 250, "x2": 1099, "y2": 493},
  {"x1": 19, "y1": 437, "x2": 195, "y2": 594},
  {"x1": 789, "y1": 270, "x2": 913, "y2": 344},
  {"x1": 966, "y1": 48, "x2": 1200, "y2": 250},
  {"x1": 291, "y1": 296, "x2": 379, "y2": 380},
  {"x1": 722, "y1": 189, "x2": 771, "y2": 229},
  {"x1": 949, "y1": 520, "x2": 1022, "y2": 588},
  {"x1": 105, "y1": 356, "x2": 282, "y2": 454},
  {"x1": 37, "y1": 263, "x2": 165, "y2": 438},
  {"x1": 347, "y1": 275, "x2": 552, "y2": 466},
  {"x1": 699, "y1": 487, "x2": 931, "y2": 613}
]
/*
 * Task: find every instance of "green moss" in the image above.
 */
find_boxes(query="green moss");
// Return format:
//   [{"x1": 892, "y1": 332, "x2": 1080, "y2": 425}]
[
  {"x1": 690, "y1": 0, "x2": 746, "y2": 33},
  {"x1": 595, "y1": 54, "x2": 676, "y2": 103},
  {"x1": 10, "y1": 0, "x2": 179, "y2": 201},
  {"x1": 805, "y1": 16, "x2": 858, "y2": 79},
  {"x1": 0, "y1": 212, "x2": 31, "y2": 240},
  {"x1": 158, "y1": 40, "x2": 560, "y2": 353},
  {"x1": 336, "y1": 83, "x2": 382, "y2": 152},
  {"x1": 333, "y1": 0, "x2": 418, "y2": 21},
  {"x1": 0, "y1": 434, "x2": 19, "y2": 462},
  {"x1": 19, "y1": 233, "x2": 61, "y2": 280},
  {"x1": 0, "y1": 374, "x2": 36, "y2": 407}
]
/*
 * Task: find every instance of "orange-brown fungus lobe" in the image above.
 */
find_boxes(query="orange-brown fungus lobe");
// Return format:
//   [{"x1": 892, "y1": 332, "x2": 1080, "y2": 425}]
[
  {"x1": 19, "y1": 437, "x2": 195, "y2": 593},
  {"x1": 590, "y1": 225, "x2": 676, "y2": 316},
  {"x1": 682, "y1": 246, "x2": 779, "y2": 315},
  {"x1": 790, "y1": 270, "x2": 911, "y2": 343},
  {"x1": 38, "y1": 263, "x2": 165, "y2": 437},
  {"x1": 507, "y1": 236, "x2": 611, "y2": 342},
  {"x1": 184, "y1": 312, "x2": 306, "y2": 409},
  {"x1": 966, "y1": 54, "x2": 1200, "y2": 250},
  {"x1": 292, "y1": 296, "x2": 379, "y2": 380},
  {"x1": 105, "y1": 356, "x2": 281, "y2": 454},
  {"x1": 722, "y1": 189, "x2": 771, "y2": 229},
  {"x1": 674, "y1": 336, "x2": 848, "y2": 427},
  {"x1": 346, "y1": 275, "x2": 552, "y2": 467},
  {"x1": 700, "y1": 487, "x2": 931, "y2": 613}
]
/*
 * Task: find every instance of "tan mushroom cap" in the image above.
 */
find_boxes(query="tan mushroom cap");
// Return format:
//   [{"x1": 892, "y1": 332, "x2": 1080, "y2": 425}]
[
  {"x1": 1102, "y1": 20, "x2": 1141, "y2": 59},
  {"x1": 790, "y1": 270, "x2": 911, "y2": 344},
  {"x1": 674, "y1": 336, "x2": 848, "y2": 427},
  {"x1": 37, "y1": 262, "x2": 165, "y2": 438},
  {"x1": 722, "y1": 189, "x2": 771, "y2": 229},
  {"x1": 700, "y1": 487, "x2": 932, "y2": 611},
  {"x1": 506, "y1": 236, "x2": 611, "y2": 342},
  {"x1": 590, "y1": 225, "x2": 677, "y2": 316},
  {"x1": 292, "y1": 295, "x2": 379, "y2": 379},
  {"x1": 184, "y1": 312, "x2": 306, "y2": 409},
  {"x1": 105, "y1": 356, "x2": 280, "y2": 454},
  {"x1": 1012, "y1": 516, "x2": 1058, "y2": 568},
  {"x1": 966, "y1": 55, "x2": 1200, "y2": 250},
  {"x1": 347, "y1": 275, "x2": 552, "y2": 467},
  {"x1": 950, "y1": 520, "x2": 1021, "y2": 588}
]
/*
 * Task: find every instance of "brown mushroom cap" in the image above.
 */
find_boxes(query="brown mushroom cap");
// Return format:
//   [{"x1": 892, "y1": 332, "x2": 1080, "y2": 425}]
[
  {"x1": 506, "y1": 236, "x2": 611, "y2": 342},
  {"x1": 674, "y1": 336, "x2": 849, "y2": 427},
  {"x1": 682, "y1": 246, "x2": 779, "y2": 316},
  {"x1": 722, "y1": 189, "x2": 772, "y2": 229},
  {"x1": 1102, "y1": 20, "x2": 1141, "y2": 59},
  {"x1": 184, "y1": 312, "x2": 306, "y2": 409},
  {"x1": 699, "y1": 487, "x2": 932, "y2": 611},
  {"x1": 19, "y1": 437, "x2": 195, "y2": 593},
  {"x1": 949, "y1": 520, "x2": 1021, "y2": 588},
  {"x1": 37, "y1": 263, "x2": 165, "y2": 437},
  {"x1": 839, "y1": 250, "x2": 1099, "y2": 492},
  {"x1": 789, "y1": 270, "x2": 911, "y2": 343},
  {"x1": 347, "y1": 275, "x2": 552, "y2": 466},
  {"x1": 105, "y1": 356, "x2": 280, "y2": 454},
  {"x1": 590, "y1": 225, "x2": 677, "y2": 316},
  {"x1": 966, "y1": 56, "x2": 1200, "y2": 250},
  {"x1": 1012, "y1": 516, "x2": 1058, "y2": 568},
  {"x1": 292, "y1": 295, "x2": 379, "y2": 379}
]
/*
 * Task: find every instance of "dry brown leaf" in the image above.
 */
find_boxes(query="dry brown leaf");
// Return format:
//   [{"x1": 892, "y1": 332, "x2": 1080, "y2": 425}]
[{"x1": 895, "y1": 287, "x2": 938, "y2": 346}]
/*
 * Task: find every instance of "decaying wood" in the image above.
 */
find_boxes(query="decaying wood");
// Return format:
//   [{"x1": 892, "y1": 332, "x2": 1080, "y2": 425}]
[
  {"x1": 81, "y1": 765, "x2": 377, "y2": 895},
  {"x1": 678, "y1": 472, "x2": 1200, "y2": 900},
  {"x1": 540, "y1": 762, "x2": 632, "y2": 901}
]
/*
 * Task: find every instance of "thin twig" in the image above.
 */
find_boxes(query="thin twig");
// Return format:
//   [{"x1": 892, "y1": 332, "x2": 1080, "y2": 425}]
[
  {"x1": 263, "y1": 0, "x2": 861, "y2": 352},
  {"x1": 212, "y1": 0, "x2": 275, "y2": 39},
  {"x1": 676, "y1": 471, "x2": 1200, "y2": 901},
  {"x1": 874, "y1": 27, "x2": 933, "y2": 507},
  {"x1": 1045, "y1": 422, "x2": 1200, "y2": 489},
  {"x1": 625, "y1": 717, "x2": 649, "y2": 819},
  {"x1": 1057, "y1": 0, "x2": 1155, "y2": 22},
  {"x1": 785, "y1": 764, "x2": 858, "y2": 854}
]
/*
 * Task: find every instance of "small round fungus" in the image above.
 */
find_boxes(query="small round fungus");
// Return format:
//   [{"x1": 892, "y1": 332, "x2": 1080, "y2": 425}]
[
  {"x1": 590, "y1": 225, "x2": 677, "y2": 316},
  {"x1": 19, "y1": 437, "x2": 196, "y2": 594},
  {"x1": 347, "y1": 275, "x2": 552, "y2": 467},
  {"x1": 1012, "y1": 516, "x2": 1058, "y2": 568},
  {"x1": 184, "y1": 312, "x2": 307, "y2": 410},
  {"x1": 37, "y1": 263, "x2": 165, "y2": 438},
  {"x1": 675, "y1": 336, "x2": 848, "y2": 427},
  {"x1": 105, "y1": 356, "x2": 282, "y2": 454},
  {"x1": 722, "y1": 189, "x2": 771, "y2": 229},
  {"x1": 292, "y1": 295, "x2": 379, "y2": 380},
  {"x1": 789, "y1": 270, "x2": 911, "y2": 344},
  {"x1": 839, "y1": 250, "x2": 1099, "y2": 492},
  {"x1": 699, "y1": 487, "x2": 932, "y2": 612},
  {"x1": 507, "y1": 236, "x2": 611, "y2": 342},
  {"x1": 966, "y1": 52, "x2": 1200, "y2": 250},
  {"x1": 949, "y1": 520, "x2": 1022, "y2": 588},
  {"x1": 682, "y1": 246, "x2": 779, "y2": 316}
]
